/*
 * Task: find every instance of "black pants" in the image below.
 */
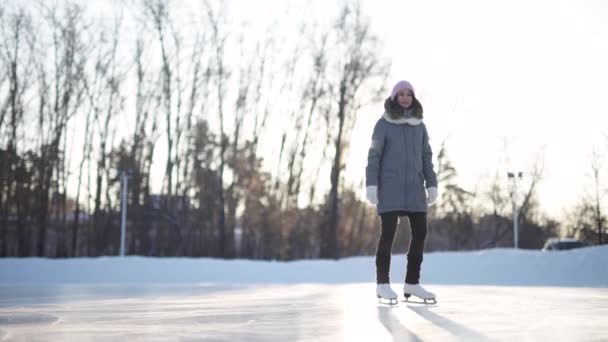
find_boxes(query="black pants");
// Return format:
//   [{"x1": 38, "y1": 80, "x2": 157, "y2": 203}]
[{"x1": 375, "y1": 211, "x2": 427, "y2": 284}]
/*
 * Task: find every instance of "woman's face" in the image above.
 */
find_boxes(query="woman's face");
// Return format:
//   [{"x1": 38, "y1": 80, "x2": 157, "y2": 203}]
[{"x1": 396, "y1": 90, "x2": 413, "y2": 109}]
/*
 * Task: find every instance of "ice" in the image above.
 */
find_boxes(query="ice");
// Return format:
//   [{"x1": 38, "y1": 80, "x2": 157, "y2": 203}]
[
  {"x1": 1, "y1": 246, "x2": 607, "y2": 340},
  {"x1": 0, "y1": 284, "x2": 607, "y2": 341}
]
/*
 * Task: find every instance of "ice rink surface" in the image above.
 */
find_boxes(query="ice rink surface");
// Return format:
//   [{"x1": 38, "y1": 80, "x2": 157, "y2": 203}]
[{"x1": 1, "y1": 283, "x2": 607, "y2": 341}]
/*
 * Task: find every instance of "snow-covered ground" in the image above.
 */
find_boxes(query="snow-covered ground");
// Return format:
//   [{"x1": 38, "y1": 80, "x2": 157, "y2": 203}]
[
  {"x1": 1, "y1": 246, "x2": 607, "y2": 341},
  {"x1": 1, "y1": 246, "x2": 607, "y2": 286}
]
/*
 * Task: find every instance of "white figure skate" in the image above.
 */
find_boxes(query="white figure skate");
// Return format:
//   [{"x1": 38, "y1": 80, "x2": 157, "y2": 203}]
[
  {"x1": 403, "y1": 283, "x2": 437, "y2": 304},
  {"x1": 376, "y1": 283, "x2": 398, "y2": 305}
]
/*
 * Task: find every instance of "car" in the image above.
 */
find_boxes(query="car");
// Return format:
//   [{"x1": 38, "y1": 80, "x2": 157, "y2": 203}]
[{"x1": 542, "y1": 237, "x2": 590, "y2": 251}]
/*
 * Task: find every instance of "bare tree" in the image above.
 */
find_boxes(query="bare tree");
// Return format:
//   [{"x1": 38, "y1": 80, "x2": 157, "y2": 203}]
[
  {"x1": 178, "y1": 31, "x2": 207, "y2": 200},
  {"x1": 247, "y1": 31, "x2": 274, "y2": 169},
  {"x1": 0, "y1": 7, "x2": 34, "y2": 256},
  {"x1": 33, "y1": 2, "x2": 88, "y2": 256},
  {"x1": 320, "y1": 1, "x2": 389, "y2": 259},
  {"x1": 271, "y1": 23, "x2": 306, "y2": 204},
  {"x1": 71, "y1": 79, "x2": 94, "y2": 256},
  {"x1": 295, "y1": 39, "x2": 328, "y2": 197},
  {"x1": 144, "y1": 0, "x2": 177, "y2": 207},
  {"x1": 130, "y1": 33, "x2": 162, "y2": 255},
  {"x1": 590, "y1": 148, "x2": 605, "y2": 244},
  {"x1": 478, "y1": 172, "x2": 512, "y2": 247},
  {"x1": 517, "y1": 155, "x2": 545, "y2": 223},
  {"x1": 563, "y1": 146, "x2": 607, "y2": 246},
  {"x1": 0, "y1": 9, "x2": 29, "y2": 152},
  {"x1": 205, "y1": 0, "x2": 231, "y2": 257}
]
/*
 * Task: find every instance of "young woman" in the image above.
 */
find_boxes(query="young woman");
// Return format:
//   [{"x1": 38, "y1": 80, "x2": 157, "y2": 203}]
[{"x1": 365, "y1": 80, "x2": 439, "y2": 304}]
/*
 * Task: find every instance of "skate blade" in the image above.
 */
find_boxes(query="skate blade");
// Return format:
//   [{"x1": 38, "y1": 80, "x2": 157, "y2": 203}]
[
  {"x1": 403, "y1": 294, "x2": 437, "y2": 305},
  {"x1": 377, "y1": 295, "x2": 398, "y2": 306}
]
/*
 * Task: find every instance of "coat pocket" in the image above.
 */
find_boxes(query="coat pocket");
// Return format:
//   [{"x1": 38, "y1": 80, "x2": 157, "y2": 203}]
[{"x1": 379, "y1": 169, "x2": 400, "y2": 206}]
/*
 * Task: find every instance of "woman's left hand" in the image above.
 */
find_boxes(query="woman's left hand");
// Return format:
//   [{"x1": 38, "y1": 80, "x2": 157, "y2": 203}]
[{"x1": 426, "y1": 187, "x2": 438, "y2": 206}]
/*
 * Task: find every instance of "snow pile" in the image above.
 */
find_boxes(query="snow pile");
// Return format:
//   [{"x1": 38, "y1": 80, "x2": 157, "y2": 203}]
[{"x1": 1, "y1": 246, "x2": 607, "y2": 286}]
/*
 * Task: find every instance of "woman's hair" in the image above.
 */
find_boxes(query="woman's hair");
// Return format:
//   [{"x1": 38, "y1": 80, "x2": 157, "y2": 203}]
[
  {"x1": 410, "y1": 96, "x2": 424, "y2": 119},
  {"x1": 384, "y1": 95, "x2": 424, "y2": 119}
]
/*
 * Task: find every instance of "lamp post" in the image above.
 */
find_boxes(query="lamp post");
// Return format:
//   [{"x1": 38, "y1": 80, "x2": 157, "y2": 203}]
[
  {"x1": 120, "y1": 170, "x2": 133, "y2": 257},
  {"x1": 507, "y1": 171, "x2": 523, "y2": 248}
]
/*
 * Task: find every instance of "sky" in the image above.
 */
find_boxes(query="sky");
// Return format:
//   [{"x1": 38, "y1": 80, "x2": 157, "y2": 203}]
[
  {"x1": 211, "y1": 0, "x2": 608, "y2": 219},
  {"x1": 347, "y1": 0, "x2": 608, "y2": 218},
  {"x1": 8, "y1": 0, "x2": 607, "y2": 220}
]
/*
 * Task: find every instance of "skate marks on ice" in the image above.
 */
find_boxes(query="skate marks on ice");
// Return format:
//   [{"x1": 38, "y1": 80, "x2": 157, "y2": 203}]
[
  {"x1": 401, "y1": 285, "x2": 608, "y2": 341},
  {"x1": 0, "y1": 312, "x2": 60, "y2": 326},
  {"x1": 377, "y1": 306, "x2": 422, "y2": 342},
  {"x1": 0, "y1": 283, "x2": 244, "y2": 307},
  {"x1": 375, "y1": 292, "x2": 490, "y2": 341},
  {"x1": 0, "y1": 312, "x2": 61, "y2": 342},
  {"x1": 0, "y1": 283, "x2": 350, "y2": 341},
  {"x1": 406, "y1": 305, "x2": 487, "y2": 341}
]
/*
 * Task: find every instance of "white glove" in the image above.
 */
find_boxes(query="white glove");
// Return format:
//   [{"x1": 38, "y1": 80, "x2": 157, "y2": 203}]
[
  {"x1": 366, "y1": 186, "x2": 378, "y2": 205},
  {"x1": 426, "y1": 187, "x2": 438, "y2": 206}
]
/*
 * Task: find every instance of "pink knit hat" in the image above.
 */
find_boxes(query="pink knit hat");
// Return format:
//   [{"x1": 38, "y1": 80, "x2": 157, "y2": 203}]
[{"x1": 390, "y1": 80, "x2": 415, "y2": 100}]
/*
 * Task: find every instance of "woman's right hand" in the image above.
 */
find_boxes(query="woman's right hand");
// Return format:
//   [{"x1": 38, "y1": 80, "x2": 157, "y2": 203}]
[{"x1": 366, "y1": 186, "x2": 378, "y2": 205}]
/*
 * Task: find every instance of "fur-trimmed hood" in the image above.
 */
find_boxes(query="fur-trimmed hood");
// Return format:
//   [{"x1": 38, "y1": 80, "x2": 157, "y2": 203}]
[
  {"x1": 382, "y1": 112, "x2": 422, "y2": 125},
  {"x1": 383, "y1": 97, "x2": 423, "y2": 126}
]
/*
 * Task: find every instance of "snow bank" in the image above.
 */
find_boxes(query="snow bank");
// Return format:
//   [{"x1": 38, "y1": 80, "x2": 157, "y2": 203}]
[{"x1": 1, "y1": 246, "x2": 607, "y2": 286}]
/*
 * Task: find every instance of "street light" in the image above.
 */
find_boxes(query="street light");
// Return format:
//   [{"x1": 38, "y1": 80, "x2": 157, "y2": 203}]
[
  {"x1": 507, "y1": 171, "x2": 523, "y2": 248},
  {"x1": 120, "y1": 170, "x2": 133, "y2": 257}
]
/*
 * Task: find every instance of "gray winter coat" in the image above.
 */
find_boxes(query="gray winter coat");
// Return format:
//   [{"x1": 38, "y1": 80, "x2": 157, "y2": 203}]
[{"x1": 365, "y1": 112, "x2": 438, "y2": 214}]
